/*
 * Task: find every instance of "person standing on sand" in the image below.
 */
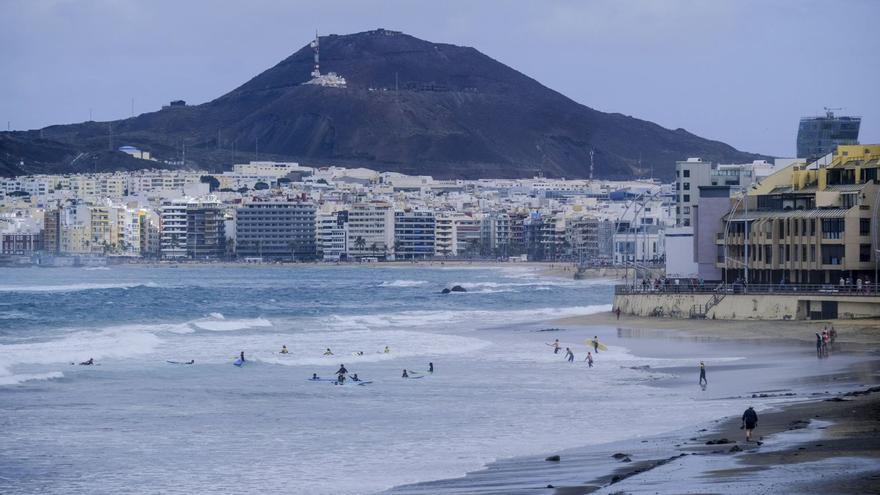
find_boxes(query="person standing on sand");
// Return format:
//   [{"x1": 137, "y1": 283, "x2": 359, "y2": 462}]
[
  {"x1": 816, "y1": 333, "x2": 823, "y2": 357},
  {"x1": 564, "y1": 347, "x2": 574, "y2": 363},
  {"x1": 592, "y1": 337, "x2": 600, "y2": 353},
  {"x1": 699, "y1": 361, "x2": 707, "y2": 385},
  {"x1": 615, "y1": 307, "x2": 621, "y2": 320},
  {"x1": 741, "y1": 406, "x2": 758, "y2": 442}
]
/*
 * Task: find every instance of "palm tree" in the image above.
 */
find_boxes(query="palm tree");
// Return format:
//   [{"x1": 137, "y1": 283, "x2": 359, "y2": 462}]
[
  {"x1": 354, "y1": 236, "x2": 366, "y2": 251},
  {"x1": 288, "y1": 241, "x2": 298, "y2": 262}
]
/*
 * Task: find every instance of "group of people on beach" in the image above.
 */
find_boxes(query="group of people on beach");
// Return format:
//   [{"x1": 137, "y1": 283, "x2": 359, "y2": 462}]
[
  {"x1": 547, "y1": 337, "x2": 599, "y2": 367},
  {"x1": 815, "y1": 326, "x2": 837, "y2": 358}
]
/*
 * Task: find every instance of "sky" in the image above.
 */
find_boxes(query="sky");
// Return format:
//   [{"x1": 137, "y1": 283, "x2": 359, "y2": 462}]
[{"x1": 1, "y1": 0, "x2": 877, "y2": 157}]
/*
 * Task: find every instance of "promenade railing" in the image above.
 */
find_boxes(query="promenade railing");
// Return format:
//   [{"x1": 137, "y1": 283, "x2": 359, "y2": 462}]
[{"x1": 614, "y1": 283, "x2": 880, "y2": 297}]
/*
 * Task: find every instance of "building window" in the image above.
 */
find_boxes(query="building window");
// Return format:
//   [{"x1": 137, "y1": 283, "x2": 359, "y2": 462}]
[
  {"x1": 683, "y1": 182, "x2": 690, "y2": 190},
  {"x1": 861, "y1": 244, "x2": 872, "y2": 262},
  {"x1": 683, "y1": 194, "x2": 690, "y2": 203},
  {"x1": 683, "y1": 169, "x2": 690, "y2": 178},
  {"x1": 821, "y1": 218, "x2": 844, "y2": 239},
  {"x1": 860, "y1": 218, "x2": 871, "y2": 236}
]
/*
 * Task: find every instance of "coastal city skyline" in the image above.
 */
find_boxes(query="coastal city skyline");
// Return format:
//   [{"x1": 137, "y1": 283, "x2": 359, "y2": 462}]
[{"x1": 2, "y1": 2, "x2": 878, "y2": 494}]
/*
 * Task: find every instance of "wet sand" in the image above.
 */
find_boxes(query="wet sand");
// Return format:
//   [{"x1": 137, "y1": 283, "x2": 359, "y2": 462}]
[{"x1": 386, "y1": 316, "x2": 880, "y2": 494}]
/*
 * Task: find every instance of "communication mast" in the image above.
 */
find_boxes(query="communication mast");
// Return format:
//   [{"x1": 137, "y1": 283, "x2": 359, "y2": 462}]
[
  {"x1": 589, "y1": 149, "x2": 595, "y2": 181},
  {"x1": 310, "y1": 30, "x2": 321, "y2": 78}
]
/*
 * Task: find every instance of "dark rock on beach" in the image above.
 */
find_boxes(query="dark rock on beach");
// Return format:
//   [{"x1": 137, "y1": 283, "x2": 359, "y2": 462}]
[{"x1": 545, "y1": 455, "x2": 560, "y2": 462}]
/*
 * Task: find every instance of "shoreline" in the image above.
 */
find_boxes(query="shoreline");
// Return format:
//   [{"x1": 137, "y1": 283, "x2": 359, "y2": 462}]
[
  {"x1": 386, "y1": 316, "x2": 880, "y2": 494},
  {"x1": 555, "y1": 310, "x2": 880, "y2": 346}
]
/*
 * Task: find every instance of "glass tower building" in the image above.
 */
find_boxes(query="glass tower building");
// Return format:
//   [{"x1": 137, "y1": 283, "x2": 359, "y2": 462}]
[{"x1": 796, "y1": 110, "x2": 860, "y2": 160}]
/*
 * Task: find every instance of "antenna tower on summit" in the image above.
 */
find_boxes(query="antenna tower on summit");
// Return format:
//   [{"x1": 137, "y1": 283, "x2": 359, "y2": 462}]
[
  {"x1": 310, "y1": 30, "x2": 321, "y2": 78},
  {"x1": 303, "y1": 30, "x2": 347, "y2": 88}
]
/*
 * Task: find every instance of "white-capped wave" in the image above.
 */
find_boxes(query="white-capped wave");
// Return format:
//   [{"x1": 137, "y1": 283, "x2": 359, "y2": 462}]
[
  {"x1": 0, "y1": 326, "x2": 163, "y2": 382},
  {"x1": 0, "y1": 370, "x2": 64, "y2": 386},
  {"x1": 192, "y1": 317, "x2": 273, "y2": 332},
  {"x1": 0, "y1": 282, "x2": 159, "y2": 293},
  {"x1": 379, "y1": 280, "x2": 429, "y2": 288},
  {"x1": 324, "y1": 304, "x2": 612, "y2": 332}
]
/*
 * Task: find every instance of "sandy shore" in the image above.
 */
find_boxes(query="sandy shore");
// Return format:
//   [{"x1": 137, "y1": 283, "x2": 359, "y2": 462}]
[
  {"x1": 556, "y1": 310, "x2": 880, "y2": 346},
  {"x1": 387, "y1": 312, "x2": 880, "y2": 494}
]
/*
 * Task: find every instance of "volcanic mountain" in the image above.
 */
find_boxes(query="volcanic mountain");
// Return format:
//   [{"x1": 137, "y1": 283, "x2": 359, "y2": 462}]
[{"x1": 0, "y1": 28, "x2": 768, "y2": 179}]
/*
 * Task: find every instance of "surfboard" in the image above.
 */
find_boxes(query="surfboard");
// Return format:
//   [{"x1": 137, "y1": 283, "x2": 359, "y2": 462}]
[
  {"x1": 233, "y1": 358, "x2": 244, "y2": 367},
  {"x1": 586, "y1": 340, "x2": 608, "y2": 351},
  {"x1": 166, "y1": 360, "x2": 194, "y2": 365}
]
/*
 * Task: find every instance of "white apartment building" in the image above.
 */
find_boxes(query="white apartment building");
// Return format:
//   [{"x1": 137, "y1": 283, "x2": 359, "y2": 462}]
[
  {"x1": 346, "y1": 202, "x2": 393, "y2": 259},
  {"x1": 434, "y1": 214, "x2": 457, "y2": 257},
  {"x1": 160, "y1": 199, "x2": 188, "y2": 259}
]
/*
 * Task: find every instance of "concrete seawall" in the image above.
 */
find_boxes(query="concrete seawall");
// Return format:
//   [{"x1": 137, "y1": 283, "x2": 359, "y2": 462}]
[{"x1": 614, "y1": 292, "x2": 880, "y2": 320}]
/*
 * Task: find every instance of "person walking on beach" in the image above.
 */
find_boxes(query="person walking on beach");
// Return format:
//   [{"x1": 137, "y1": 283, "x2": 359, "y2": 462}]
[
  {"x1": 564, "y1": 347, "x2": 574, "y2": 363},
  {"x1": 699, "y1": 361, "x2": 707, "y2": 385},
  {"x1": 615, "y1": 307, "x2": 621, "y2": 320},
  {"x1": 816, "y1": 333, "x2": 823, "y2": 357},
  {"x1": 821, "y1": 331, "x2": 829, "y2": 356},
  {"x1": 592, "y1": 337, "x2": 600, "y2": 353},
  {"x1": 585, "y1": 352, "x2": 593, "y2": 368},
  {"x1": 741, "y1": 406, "x2": 758, "y2": 442},
  {"x1": 829, "y1": 326, "x2": 837, "y2": 344}
]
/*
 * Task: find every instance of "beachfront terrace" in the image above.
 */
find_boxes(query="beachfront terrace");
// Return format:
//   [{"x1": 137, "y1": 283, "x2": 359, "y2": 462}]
[{"x1": 614, "y1": 282, "x2": 880, "y2": 297}]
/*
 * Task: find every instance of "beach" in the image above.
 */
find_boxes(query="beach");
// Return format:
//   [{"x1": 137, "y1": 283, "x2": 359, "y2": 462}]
[
  {"x1": 387, "y1": 309, "x2": 880, "y2": 494},
  {"x1": 2, "y1": 264, "x2": 878, "y2": 494}
]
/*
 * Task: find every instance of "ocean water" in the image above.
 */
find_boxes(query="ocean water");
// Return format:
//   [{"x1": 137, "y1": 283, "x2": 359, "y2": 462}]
[{"x1": 0, "y1": 265, "x2": 826, "y2": 494}]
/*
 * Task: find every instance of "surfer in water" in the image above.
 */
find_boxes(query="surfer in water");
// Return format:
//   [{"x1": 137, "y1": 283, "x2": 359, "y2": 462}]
[
  {"x1": 585, "y1": 352, "x2": 593, "y2": 368},
  {"x1": 311, "y1": 373, "x2": 319, "y2": 380},
  {"x1": 402, "y1": 369, "x2": 409, "y2": 378},
  {"x1": 351, "y1": 373, "x2": 360, "y2": 382},
  {"x1": 240, "y1": 351, "x2": 245, "y2": 363},
  {"x1": 547, "y1": 339, "x2": 561, "y2": 354},
  {"x1": 384, "y1": 346, "x2": 391, "y2": 354},
  {"x1": 699, "y1": 361, "x2": 707, "y2": 385},
  {"x1": 428, "y1": 362, "x2": 434, "y2": 373},
  {"x1": 324, "y1": 348, "x2": 334, "y2": 356},
  {"x1": 592, "y1": 337, "x2": 600, "y2": 353},
  {"x1": 565, "y1": 347, "x2": 574, "y2": 363},
  {"x1": 79, "y1": 358, "x2": 94, "y2": 366},
  {"x1": 336, "y1": 364, "x2": 348, "y2": 376},
  {"x1": 280, "y1": 345, "x2": 289, "y2": 354}
]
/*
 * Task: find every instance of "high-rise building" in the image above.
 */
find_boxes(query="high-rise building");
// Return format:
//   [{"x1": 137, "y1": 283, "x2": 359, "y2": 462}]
[
  {"x1": 160, "y1": 199, "x2": 188, "y2": 259},
  {"x1": 675, "y1": 158, "x2": 712, "y2": 227},
  {"x1": 796, "y1": 109, "x2": 860, "y2": 161},
  {"x1": 43, "y1": 208, "x2": 61, "y2": 254},
  {"x1": 394, "y1": 210, "x2": 435, "y2": 260},
  {"x1": 186, "y1": 199, "x2": 226, "y2": 259},
  {"x1": 235, "y1": 200, "x2": 315, "y2": 261},
  {"x1": 347, "y1": 202, "x2": 394, "y2": 259}
]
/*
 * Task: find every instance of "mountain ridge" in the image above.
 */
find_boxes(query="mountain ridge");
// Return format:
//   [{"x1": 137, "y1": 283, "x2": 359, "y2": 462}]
[{"x1": 0, "y1": 28, "x2": 769, "y2": 179}]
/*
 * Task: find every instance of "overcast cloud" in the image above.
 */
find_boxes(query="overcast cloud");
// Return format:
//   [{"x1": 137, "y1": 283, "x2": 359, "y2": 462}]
[{"x1": 1, "y1": 0, "x2": 877, "y2": 157}]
